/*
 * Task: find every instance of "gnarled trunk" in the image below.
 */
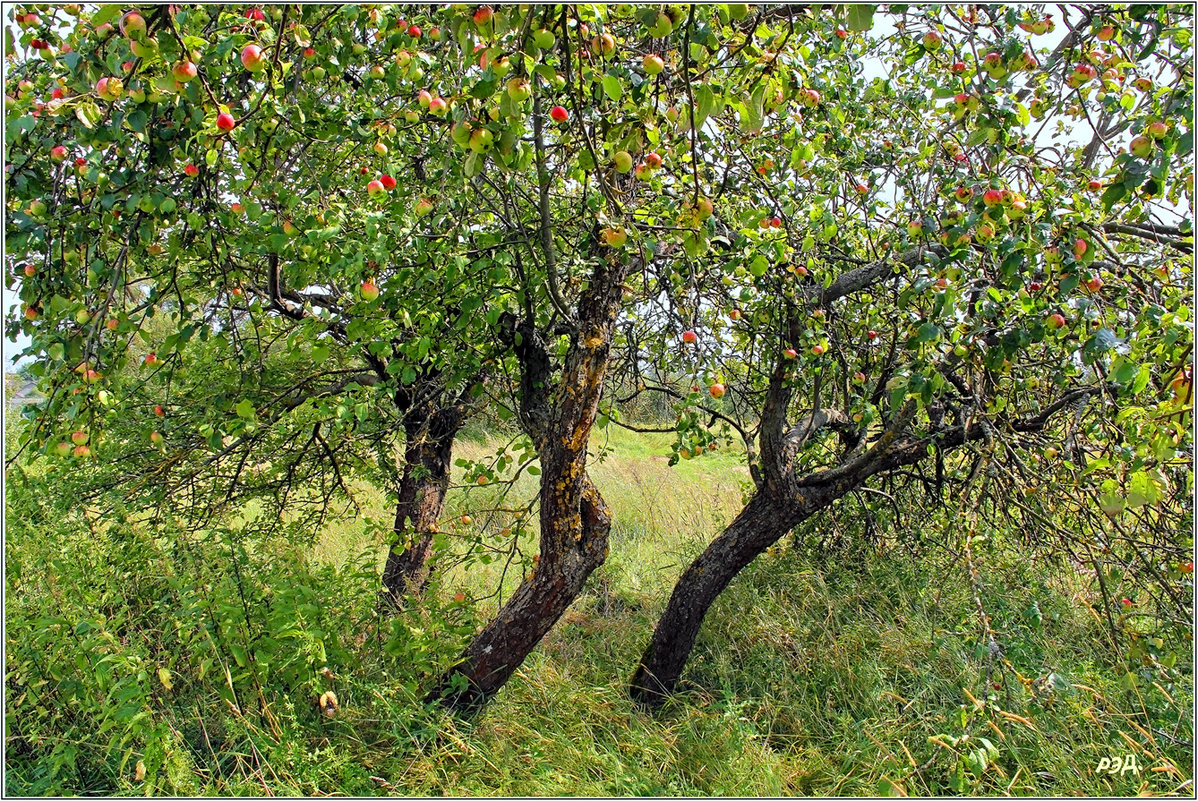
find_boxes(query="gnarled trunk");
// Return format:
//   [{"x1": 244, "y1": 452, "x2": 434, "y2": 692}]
[
  {"x1": 631, "y1": 384, "x2": 1086, "y2": 707},
  {"x1": 431, "y1": 478, "x2": 610, "y2": 707},
  {"x1": 381, "y1": 407, "x2": 462, "y2": 602},
  {"x1": 430, "y1": 253, "x2": 631, "y2": 710},
  {"x1": 630, "y1": 488, "x2": 820, "y2": 706}
]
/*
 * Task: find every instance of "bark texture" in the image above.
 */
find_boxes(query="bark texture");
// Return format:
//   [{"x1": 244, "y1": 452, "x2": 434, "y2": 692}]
[
  {"x1": 431, "y1": 254, "x2": 631, "y2": 710},
  {"x1": 381, "y1": 407, "x2": 463, "y2": 602}
]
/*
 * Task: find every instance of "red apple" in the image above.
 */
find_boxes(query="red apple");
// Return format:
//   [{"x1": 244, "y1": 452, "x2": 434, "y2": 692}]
[
  {"x1": 155, "y1": 404, "x2": 165, "y2": 417},
  {"x1": 95, "y1": 76, "x2": 124, "y2": 101},
  {"x1": 172, "y1": 60, "x2": 197, "y2": 83},
  {"x1": 950, "y1": 61, "x2": 966, "y2": 74},
  {"x1": 73, "y1": 445, "x2": 92, "y2": 458},
  {"x1": 150, "y1": 431, "x2": 164, "y2": 446},
  {"x1": 922, "y1": 31, "x2": 942, "y2": 50},
  {"x1": 380, "y1": 174, "x2": 396, "y2": 191},
  {"x1": 682, "y1": 330, "x2": 698, "y2": 344},
  {"x1": 144, "y1": 352, "x2": 160, "y2": 366},
  {"x1": 550, "y1": 105, "x2": 568, "y2": 123},
  {"x1": 473, "y1": 6, "x2": 493, "y2": 26},
  {"x1": 853, "y1": 371, "x2": 866, "y2": 384},
  {"x1": 867, "y1": 330, "x2": 878, "y2": 340},
  {"x1": 1084, "y1": 276, "x2": 1103, "y2": 292},
  {"x1": 1046, "y1": 313, "x2": 1067, "y2": 330},
  {"x1": 71, "y1": 430, "x2": 89, "y2": 445},
  {"x1": 121, "y1": 11, "x2": 147, "y2": 39},
  {"x1": 1088, "y1": 180, "x2": 1103, "y2": 191},
  {"x1": 184, "y1": 164, "x2": 199, "y2": 177},
  {"x1": 216, "y1": 112, "x2": 236, "y2": 132},
  {"x1": 367, "y1": 179, "x2": 385, "y2": 197},
  {"x1": 708, "y1": 383, "x2": 726, "y2": 399},
  {"x1": 729, "y1": 309, "x2": 742, "y2": 321},
  {"x1": 811, "y1": 344, "x2": 825, "y2": 356},
  {"x1": 1181, "y1": 562, "x2": 1194, "y2": 575},
  {"x1": 23, "y1": 264, "x2": 36, "y2": 277},
  {"x1": 1146, "y1": 121, "x2": 1168, "y2": 139},
  {"x1": 982, "y1": 188, "x2": 1004, "y2": 207},
  {"x1": 1073, "y1": 237, "x2": 1088, "y2": 259},
  {"x1": 955, "y1": 186, "x2": 973, "y2": 202},
  {"x1": 643, "y1": 53, "x2": 665, "y2": 75},
  {"x1": 241, "y1": 44, "x2": 266, "y2": 72},
  {"x1": 360, "y1": 280, "x2": 379, "y2": 300},
  {"x1": 428, "y1": 97, "x2": 448, "y2": 116},
  {"x1": 783, "y1": 348, "x2": 798, "y2": 359},
  {"x1": 408, "y1": 25, "x2": 421, "y2": 38}
]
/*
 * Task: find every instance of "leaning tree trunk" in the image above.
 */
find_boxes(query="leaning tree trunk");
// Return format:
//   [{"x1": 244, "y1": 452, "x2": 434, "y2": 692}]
[
  {"x1": 630, "y1": 487, "x2": 832, "y2": 706},
  {"x1": 429, "y1": 252, "x2": 631, "y2": 710},
  {"x1": 381, "y1": 407, "x2": 463, "y2": 602},
  {"x1": 630, "y1": 383, "x2": 1088, "y2": 707}
]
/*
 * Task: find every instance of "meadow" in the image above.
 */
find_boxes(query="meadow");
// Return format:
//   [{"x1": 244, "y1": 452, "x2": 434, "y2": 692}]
[{"x1": 4, "y1": 421, "x2": 1192, "y2": 796}]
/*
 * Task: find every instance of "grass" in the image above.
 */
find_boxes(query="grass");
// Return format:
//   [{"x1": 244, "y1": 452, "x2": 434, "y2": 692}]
[{"x1": 4, "y1": 424, "x2": 1193, "y2": 796}]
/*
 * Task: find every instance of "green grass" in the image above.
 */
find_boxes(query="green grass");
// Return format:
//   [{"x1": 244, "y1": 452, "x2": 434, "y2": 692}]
[{"x1": 4, "y1": 426, "x2": 1192, "y2": 796}]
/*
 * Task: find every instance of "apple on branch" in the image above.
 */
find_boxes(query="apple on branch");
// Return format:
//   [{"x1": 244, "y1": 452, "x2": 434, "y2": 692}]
[{"x1": 241, "y1": 44, "x2": 267, "y2": 72}]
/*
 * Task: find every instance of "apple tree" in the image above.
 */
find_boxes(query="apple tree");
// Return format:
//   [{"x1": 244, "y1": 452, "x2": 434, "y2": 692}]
[
  {"x1": 5, "y1": 2, "x2": 1192, "y2": 716},
  {"x1": 617, "y1": 3, "x2": 1194, "y2": 704}
]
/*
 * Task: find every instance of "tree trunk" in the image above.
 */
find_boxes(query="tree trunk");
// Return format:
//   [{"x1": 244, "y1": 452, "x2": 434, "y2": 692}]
[
  {"x1": 630, "y1": 386, "x2": 1085, "y2": 707},
  {"x1": 630, "y1": 489, "x2": 818, "y2": 706},
  {"x1": 430, "y1": 477, "x2": 610, "y2": 708},
  {"x1": 381, "y1": 408, "x2": 462, "y2": 602},
  {"x1": 429, "y1": 253, "x2": 631, "y2": 711}
]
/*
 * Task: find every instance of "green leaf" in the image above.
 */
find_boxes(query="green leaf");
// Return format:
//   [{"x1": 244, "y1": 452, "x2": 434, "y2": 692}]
[
  {"x1": 235, "y1": 399, "x2": 256, "y2": 419},
  {"x1": 8, "y1": 115, "x2": 35, "y2": 139},
  {"x1": 126, "y1": 110, "x2": 147, "y2": 133},
  {"x1": 229, "y1": 643, "x2": 248, "y2": 668},
  {"x1": 602, "y1": 73, "x2": 623, "y2": 101},
  {"x1": 1015, "y1": 102, "x2": 1030, "y2": 127},
  {"x1": 694, "y1": 83, "x2": 714, "y2": 129},
  {"x1": 847, "y1": 4, "x2": 876, "y2": 32},
  {"x1": 92, "y1": 5, "x2": 122, "y2": 27},
  {"x1": 1101, "y1": 181, "x2": 1128, "y2": 211},
  {"x1": 743, "y1": 84, "x2": 766, "y2": 133},
  {"x1": 1126, "y1": 471, "x2": 1162, "y2": 508}
]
